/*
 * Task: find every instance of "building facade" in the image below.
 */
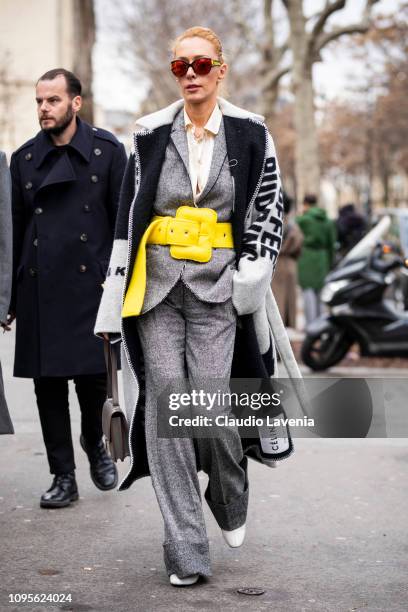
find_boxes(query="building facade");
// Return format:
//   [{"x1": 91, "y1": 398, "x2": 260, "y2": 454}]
[{"x1": 0, "y1": 0, "x2": 75, "y2": 155}]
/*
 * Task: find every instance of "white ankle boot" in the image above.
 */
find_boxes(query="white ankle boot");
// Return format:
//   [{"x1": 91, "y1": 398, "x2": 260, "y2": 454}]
[
  {"x1": 169, "y1": 573, "x2": 199, "y2": 586},
  {"x1": 222, "y1": 523, "x2": 246, "y2": 548}
]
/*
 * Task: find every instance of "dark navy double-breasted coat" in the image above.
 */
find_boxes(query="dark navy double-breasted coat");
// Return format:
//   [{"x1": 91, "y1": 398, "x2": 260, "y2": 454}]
[{"x1": 10, "y1": 117, "x2": 127, "y2": 378}]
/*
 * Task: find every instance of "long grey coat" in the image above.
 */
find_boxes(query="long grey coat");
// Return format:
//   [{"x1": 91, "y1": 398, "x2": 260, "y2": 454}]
[{"x1": 0, "y1": 151, "x2": 14, "y2": 434}]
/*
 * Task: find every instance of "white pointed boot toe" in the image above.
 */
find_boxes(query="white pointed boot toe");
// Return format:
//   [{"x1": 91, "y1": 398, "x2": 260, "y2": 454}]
[
  {"x1": 222, "y1": 523, "x2": 246, "y2": 548},
  {"x1": 169, "y1": 573, "x2": 199, "y2": 586}
]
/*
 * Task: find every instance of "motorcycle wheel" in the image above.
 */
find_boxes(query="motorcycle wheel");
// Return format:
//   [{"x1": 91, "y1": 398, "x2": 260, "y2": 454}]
[{"x1": 301, "y1": 328, "x2": 353, "y2": 371}]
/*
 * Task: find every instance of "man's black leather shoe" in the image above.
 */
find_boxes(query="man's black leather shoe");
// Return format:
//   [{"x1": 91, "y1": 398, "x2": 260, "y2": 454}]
[
  {"x1": 40, "y1": 472, "x2": 79, "y2": 508},
  {"x1": 80, "y1": 435, "x2": 118, "y2": 491}
]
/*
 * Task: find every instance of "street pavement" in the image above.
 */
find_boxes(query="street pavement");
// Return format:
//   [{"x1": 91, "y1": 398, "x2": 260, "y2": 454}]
[{"x1": 1, "y1": 328, "x2": 408, "y2": 612}]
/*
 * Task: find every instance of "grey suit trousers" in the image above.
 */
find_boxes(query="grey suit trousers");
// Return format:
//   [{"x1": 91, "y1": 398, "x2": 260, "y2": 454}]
[{"x1": 136, "y1": 280, "x2": 248, "y2": 578}]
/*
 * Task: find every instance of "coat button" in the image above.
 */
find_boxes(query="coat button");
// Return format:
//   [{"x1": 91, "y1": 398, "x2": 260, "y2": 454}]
[
  {"x1": 29, "y1": 267, "x2": 37, "y2": 277},
  {"x1": 33, "y1": 238, "x2": 38, "y2": 247},
  {"x1": 25, "y1": 152, "x2": 32, "y2": 161},
  {"x1": 80, "y1": 233, "x2": 88, "y2": 242},
  {"x1": 94, "y1": 148, "x2": 102, "y2": 156},
  {"x1": 79, "y1": 264, "x2": 87, "y2": 273},
  {"x1": 34, "y1": 207, "x2": 43, "y2": 215},
  {"x1": 91, "y1": 174, "x2": 98, "y2": 183},
  {"x1": 25, "y1": 181, "x2": 33, "y2": 190},
  {"x1": 83, "y1": 204, "x2": 91, "y2": 212}
]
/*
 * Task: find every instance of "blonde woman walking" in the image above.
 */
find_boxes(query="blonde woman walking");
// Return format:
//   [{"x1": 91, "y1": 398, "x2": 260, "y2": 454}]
[{"x1": 96, "y1": 26, "x2": 302, "y2": 586}]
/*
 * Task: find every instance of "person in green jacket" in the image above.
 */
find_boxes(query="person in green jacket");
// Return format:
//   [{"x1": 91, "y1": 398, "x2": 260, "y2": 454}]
[{"x1": 296, "y1": 194, "x2": 337, "y2": 326}]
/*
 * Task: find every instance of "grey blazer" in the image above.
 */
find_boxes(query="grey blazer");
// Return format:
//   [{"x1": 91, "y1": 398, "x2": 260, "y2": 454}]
[
  {"x1": 141, "y1": 109, "x2": 236, "y2": 314},
  {"x1": 0, "y1": 151, "x2": 12, "y2": 324}
]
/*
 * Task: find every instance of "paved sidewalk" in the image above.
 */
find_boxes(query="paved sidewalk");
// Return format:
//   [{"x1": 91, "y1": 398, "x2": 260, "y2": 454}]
[{"x1": 1, "y1": 330, "x2": 407, "y2": 612}]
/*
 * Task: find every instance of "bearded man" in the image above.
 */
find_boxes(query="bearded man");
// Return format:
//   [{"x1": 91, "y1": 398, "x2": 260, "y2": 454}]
[{"x1": 9, "y1": 69, "x2": 127, "y2": 507}]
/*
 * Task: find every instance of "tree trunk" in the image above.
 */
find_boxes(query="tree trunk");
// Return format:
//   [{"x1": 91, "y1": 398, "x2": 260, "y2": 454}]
[
  {"x1": 286, "y1": 0, "x2": 320, "y2": 203},
  {"x1": 263, "y1": 82, "x2": 279, "y2": 127},
  {"x1": 382, "y1": 167, "x2": 390, "y2": 207},
  {"x1": 260, "y1": 16, "x2": 279, "y2": 124},
  {"x1": 72, "y1": 0, "x2": 95, "y2": 125},
  {"x1": 292, "y1": 67, "x2": 320, "y2": 202},
  {"x1": 261, "y1": 0, "x2": 282, "y2": 125},
  {"x1": 365, "y1": 120, "x2": 374, "y2": 219}
]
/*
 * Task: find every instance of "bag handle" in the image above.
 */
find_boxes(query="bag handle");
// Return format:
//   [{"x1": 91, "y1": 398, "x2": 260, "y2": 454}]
[{"x1": 104, "y1": 340, "x2": 119, "y2": 406}]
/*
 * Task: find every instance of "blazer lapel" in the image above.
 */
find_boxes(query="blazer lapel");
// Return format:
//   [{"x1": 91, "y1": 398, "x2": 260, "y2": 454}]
[
  {"x1": 170, "y1": 110, "x2": 190, "y2": 176},
  {"x1": 128, "y1": 124, "x2": 172, "y2": 279},
  {"x1": 196, "y1": 119, "x2": 227, "y2": 204}
]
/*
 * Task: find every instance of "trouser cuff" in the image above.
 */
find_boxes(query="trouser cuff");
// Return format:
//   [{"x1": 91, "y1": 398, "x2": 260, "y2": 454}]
[
  {"x1": 163, "y1": 540, "x2": 212, "y2": 578},
  {"x1": 204, "y1": 456, "x2": 249, "y2": 531}
]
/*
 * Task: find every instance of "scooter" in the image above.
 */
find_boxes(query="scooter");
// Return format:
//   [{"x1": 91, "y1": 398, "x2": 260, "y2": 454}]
[{"x1": 301, "y1": 235, "x2": 408, "y2": 371}]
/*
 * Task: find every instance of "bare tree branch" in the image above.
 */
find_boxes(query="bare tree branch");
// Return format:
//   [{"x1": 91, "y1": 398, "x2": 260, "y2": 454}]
[
  {"x1": 316, "y1": 23, "x2": 370, "y2": 51},
  {"x1": 277, "y1": 41, "x2": 289, "y2": 62},
  {"x1": 72, "y1": 0, "x2": 95, "y2": 123},
  {"x1": 363, "y1": 0, "x2": 381, "y2": 19},
  {"x1": 232, "y1": 0, "x2": 263, "y2": 52},
  {"x1": 264, "y1": 0, "x2": 274, "y2": 50},
  {"x1": 311, "y1": 0, "x2": 346, "y2": 38},
  {"x1": 106, "y1": 0, "x2": 259, "y2": 113},
  {"x1": 314, "y1": 0, "x2": 380, "y2": 54},
  {"x1": 262, "y1": 0, "x2": 288, "y2": 64},
  {"x1": 263, "y1": 64, "x2": 292, "y2": 90}
]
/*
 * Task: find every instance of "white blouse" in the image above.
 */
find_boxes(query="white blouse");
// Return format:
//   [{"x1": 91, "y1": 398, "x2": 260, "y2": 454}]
[{"x1": 183, "y1": 104, "x2": 222, "y2": 202}]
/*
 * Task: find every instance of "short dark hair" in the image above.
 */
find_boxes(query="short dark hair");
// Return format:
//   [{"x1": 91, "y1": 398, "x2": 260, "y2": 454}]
[
  {"x1": 37, "y1": 68, "x2": 82, "y2": 97},
  {"x1": 303, "y1": 193, "x2": 318, "y2": 206}
]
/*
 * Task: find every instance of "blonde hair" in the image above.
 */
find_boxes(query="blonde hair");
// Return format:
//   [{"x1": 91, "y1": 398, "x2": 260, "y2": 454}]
[{"x1": 171, "y1": 26, "x2": 225, "y2": 62}]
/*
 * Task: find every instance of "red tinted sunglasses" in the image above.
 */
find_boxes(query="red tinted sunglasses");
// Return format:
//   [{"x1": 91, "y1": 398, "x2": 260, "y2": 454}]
[{"x1": 170, "y1": 57, "x2": 222, "y2": 78}]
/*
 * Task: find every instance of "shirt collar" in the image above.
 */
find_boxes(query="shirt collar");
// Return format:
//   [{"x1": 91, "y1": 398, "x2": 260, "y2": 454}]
[{"x1": 184, "y1": 103, "x2": 222, "y2": 136}]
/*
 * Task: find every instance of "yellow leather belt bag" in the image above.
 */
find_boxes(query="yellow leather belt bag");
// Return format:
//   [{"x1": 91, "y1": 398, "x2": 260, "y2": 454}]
[{"x1": 122, "y1": 206, "x2": 234, "y2": 317}]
